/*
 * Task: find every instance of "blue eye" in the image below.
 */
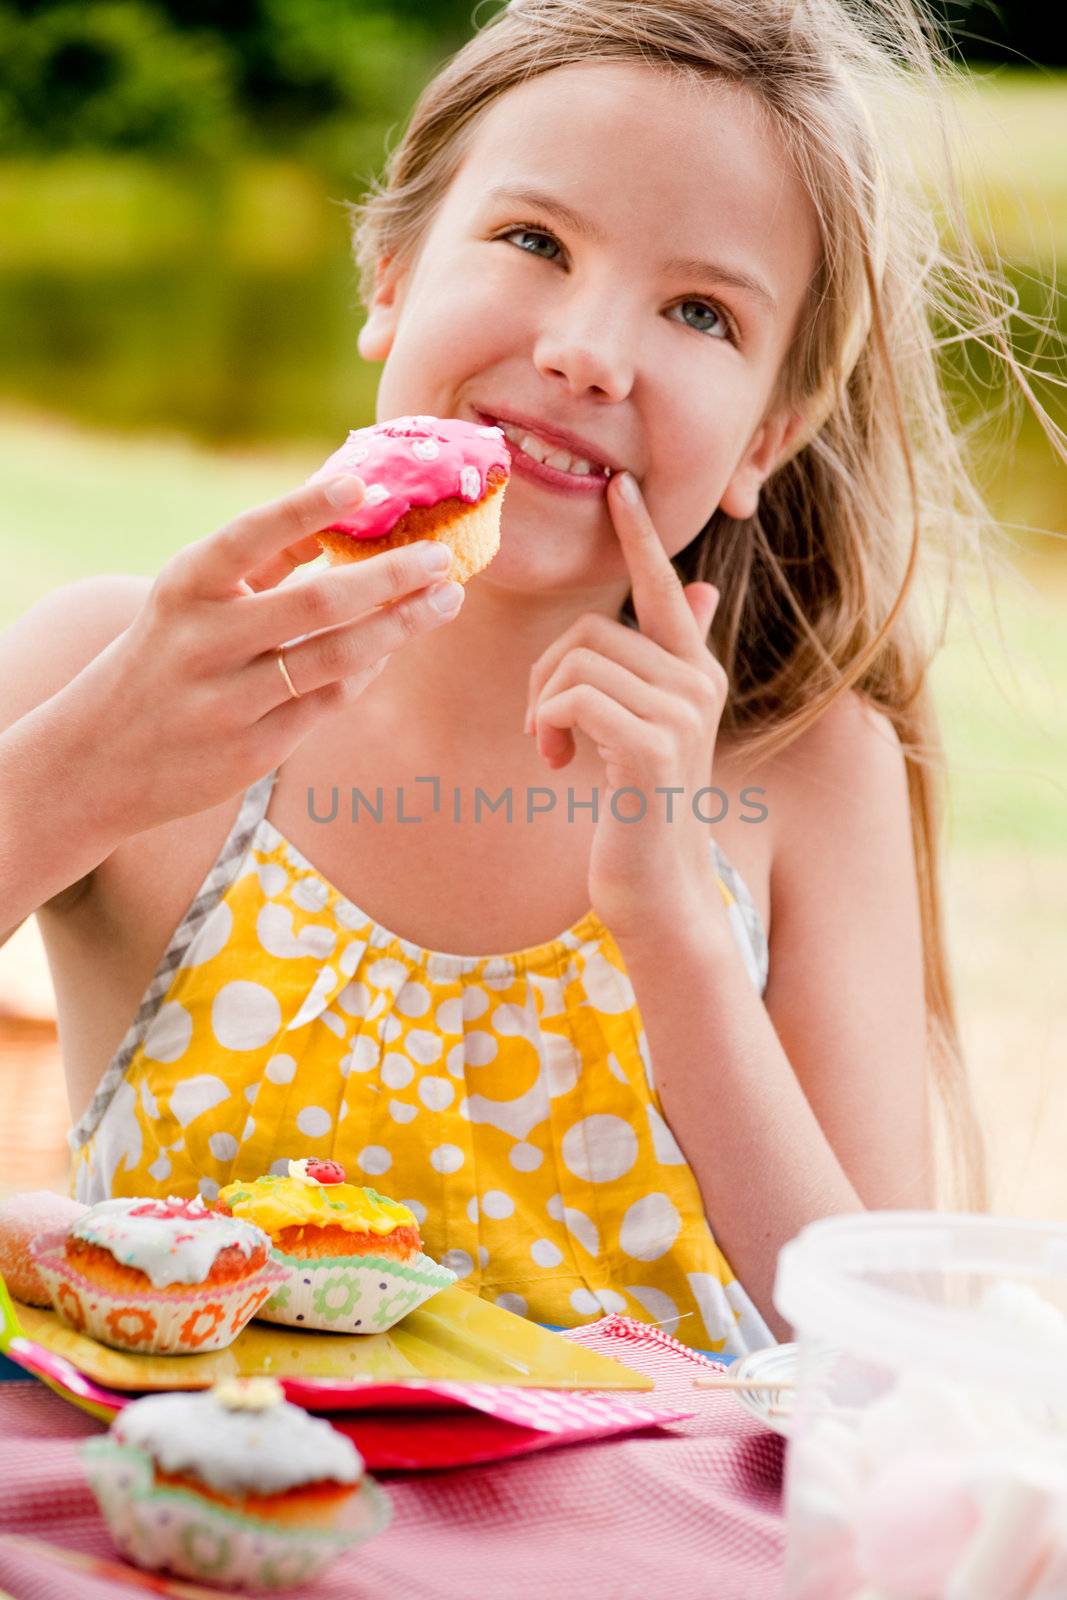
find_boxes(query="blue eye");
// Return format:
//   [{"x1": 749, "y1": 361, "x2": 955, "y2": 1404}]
[
  {"x1": 499, "y1": 225, "x2": 561, "y2": 260},
  {"x1": 671, "y1": 300, "x2": 733, "y2": 341},
  {"x1": 495, "y1": 223, "x2": 737, "y2": 344}
]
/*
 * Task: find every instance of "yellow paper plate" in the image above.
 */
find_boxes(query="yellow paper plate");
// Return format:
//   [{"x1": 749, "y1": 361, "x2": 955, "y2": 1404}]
[{"x1": 14, "y1": 1286, "x2": 652, "y2": 1393}]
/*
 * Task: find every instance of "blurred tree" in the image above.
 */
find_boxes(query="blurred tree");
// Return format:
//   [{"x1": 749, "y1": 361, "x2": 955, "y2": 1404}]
[
  {"x1": 0, "y1": 1, "x2": 239, "y2": 154},
  {"x1": 0, "y1": 0, "x2": 448, "y2": 162},
  {"x1": 932, "y1": 2, "x2": 1067, "y2": 67},
  {"x1": 0, "y1": 0, "x2": 1060, "y2": 164}
]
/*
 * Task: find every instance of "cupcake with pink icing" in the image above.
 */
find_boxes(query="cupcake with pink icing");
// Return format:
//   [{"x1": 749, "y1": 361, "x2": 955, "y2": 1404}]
[
  {"x1": 29, "y1": 1195, "x2": 286, "y2": 1354},
  {"x1": 308, "y1": 414, "x2": 510, "y2": 583}
]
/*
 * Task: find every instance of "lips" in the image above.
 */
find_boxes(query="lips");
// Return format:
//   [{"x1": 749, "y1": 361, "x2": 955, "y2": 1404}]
[{"x1": 472, "y1": 408, "x2": 621, "y2": 475}]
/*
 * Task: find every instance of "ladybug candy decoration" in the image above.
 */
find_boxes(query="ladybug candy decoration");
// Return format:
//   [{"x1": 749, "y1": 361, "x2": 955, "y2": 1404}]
[{"x1": 293, "y1": 1158, "x2": 346, "y2": 1186}]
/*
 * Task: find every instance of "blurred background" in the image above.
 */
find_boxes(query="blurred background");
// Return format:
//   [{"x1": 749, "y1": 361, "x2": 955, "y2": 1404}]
[{"x1": 0, "y1": 2, "x2": 1063, "y2": 1209}]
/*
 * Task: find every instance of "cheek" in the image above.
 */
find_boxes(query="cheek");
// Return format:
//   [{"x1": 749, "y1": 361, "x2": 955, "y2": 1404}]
[
  {"x1": 384, "y1": 284, "x2": 511, "y2": 408},
  {"x1": 415, "y1": 252, "x2": 514, "y2": 342},
  {"x1": 646, "y1": 424, "x2": 733, "y2": 542}
]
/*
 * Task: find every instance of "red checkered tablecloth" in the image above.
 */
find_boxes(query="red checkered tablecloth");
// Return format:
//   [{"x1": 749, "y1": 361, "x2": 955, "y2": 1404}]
[{"x1": 0, "y1": 1315, "x2": 786, "y2": 1599}]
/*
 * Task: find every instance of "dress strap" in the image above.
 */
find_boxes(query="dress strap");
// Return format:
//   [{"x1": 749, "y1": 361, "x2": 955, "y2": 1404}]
[
  {"x1": 68, "y1": 768, "x2": 280, "y2": 1152},
  {"x1": 240, "y1": 766, "x2": 279, "y2": 835},
  {"x1": 712, "y1": 840, "x2": 769, "y2": 995},
  {"x1": 168, "y1": 768, "x2": 279, "y2": 965}
]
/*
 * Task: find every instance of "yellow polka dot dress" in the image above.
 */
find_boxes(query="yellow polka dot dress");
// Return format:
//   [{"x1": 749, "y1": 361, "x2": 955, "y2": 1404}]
[{"x1": 70, "y1": 769, "x2": 775, "y2": 1355}]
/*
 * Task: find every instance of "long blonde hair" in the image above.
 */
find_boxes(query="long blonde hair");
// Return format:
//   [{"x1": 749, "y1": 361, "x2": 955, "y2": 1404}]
[{"x1": 346, "y1": 0, "x2": 1066, "y2": 1212}]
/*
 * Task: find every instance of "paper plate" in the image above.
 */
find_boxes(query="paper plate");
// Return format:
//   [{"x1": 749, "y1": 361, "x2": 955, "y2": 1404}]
[
  {"x1": 11, "y1": 1285, "x2": 653, "y2": 1397},
  {"x1": 727, "y1": 1341, "x2": 798, "y2": 1437}
]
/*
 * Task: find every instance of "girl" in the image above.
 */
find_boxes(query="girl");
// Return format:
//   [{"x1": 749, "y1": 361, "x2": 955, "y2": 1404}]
[{"x1": 0, "y1": 0, "x2": 1055, "y2": 1354}]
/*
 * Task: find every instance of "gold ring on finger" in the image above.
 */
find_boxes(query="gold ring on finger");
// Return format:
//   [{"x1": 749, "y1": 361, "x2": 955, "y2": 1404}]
[{"x1": 274, "y1": 647, "x2": 301, "y2": 701}]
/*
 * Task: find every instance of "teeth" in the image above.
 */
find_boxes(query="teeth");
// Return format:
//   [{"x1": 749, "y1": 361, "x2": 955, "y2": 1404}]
[
  {"x1": 545, "y1": 447, "x2": 586, "y2": 473},
  {"x1": 498, "y1": 420, "x2": 605, "y2": 477}
]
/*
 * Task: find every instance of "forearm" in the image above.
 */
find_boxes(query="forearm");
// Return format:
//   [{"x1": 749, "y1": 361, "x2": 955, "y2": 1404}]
[
  {"x1": 618, "y1": 910, "x2": 863, "y2": 1342},
  {"x1": 0, "y1": 694, "x2": 124, "y2": 928}
]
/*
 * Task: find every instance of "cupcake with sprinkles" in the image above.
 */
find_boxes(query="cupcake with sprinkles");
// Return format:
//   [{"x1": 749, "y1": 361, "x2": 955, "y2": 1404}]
[
  {"x1": 29, "y1": 1195, "x2": 286, "y2": 1354},
  {"x1": 83, "y1": 1376, "x2": 391, "y2": 1591},
  {"x1": 215, "y1": 1159, "x2": 455, "y2": 1333},
  {"x1": 307, "y1": 414, "x2": 510, "y2": 583}
]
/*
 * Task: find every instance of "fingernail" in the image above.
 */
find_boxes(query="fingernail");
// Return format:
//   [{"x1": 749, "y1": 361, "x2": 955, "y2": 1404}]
[
  {"x1": 428, "y1": 579, "x2": 464, "y2": 615},
  {"x1": 617, "y1": 471, "x2": 640, "y2": 504},
  {"x1": 325, "y1": 474, "x2": 365, "y2": 507},
  {"x1": 418, "y1": 542, "x2": 452, "y2": 573}
]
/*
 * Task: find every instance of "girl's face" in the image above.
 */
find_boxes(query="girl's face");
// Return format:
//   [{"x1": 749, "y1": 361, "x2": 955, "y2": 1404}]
[{"x1": 360, "y1": 60, "x2": 820, "y2": 590}]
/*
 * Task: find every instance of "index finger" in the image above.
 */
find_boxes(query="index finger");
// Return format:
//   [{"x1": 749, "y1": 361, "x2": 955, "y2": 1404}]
[
  {"x1": 177, "y1": 475, "x2": 366, "y2": 599},
  {"x1": 608, "y1": 472, "x2": 705, "y2": 660}
]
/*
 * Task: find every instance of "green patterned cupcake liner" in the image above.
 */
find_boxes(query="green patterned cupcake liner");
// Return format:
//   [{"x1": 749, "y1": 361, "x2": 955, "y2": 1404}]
[
  {"x1": 82, "y1": 1438, "x2": 391, "y2": 1591},
  {"x1": 258, "y1": 1248, "x2": 457, "y2": 1333}
]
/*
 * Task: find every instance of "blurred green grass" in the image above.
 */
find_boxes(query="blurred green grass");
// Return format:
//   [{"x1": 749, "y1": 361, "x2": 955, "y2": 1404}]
[
  {"x1": 2, "y1": 407, "x2": 1063, "y2": 858},
  {"x1": 0, "y1": 405, "x2": 315, "y2": 618}
]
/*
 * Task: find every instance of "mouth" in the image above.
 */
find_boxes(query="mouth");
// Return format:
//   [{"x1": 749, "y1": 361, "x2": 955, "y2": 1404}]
[{"x1": 471, "y1": 407, "x2": 621, "y2": 481}]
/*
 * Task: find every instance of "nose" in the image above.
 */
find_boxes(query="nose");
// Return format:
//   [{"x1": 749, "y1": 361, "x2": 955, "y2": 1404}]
[{"x1": 531, "y1": 277, "x2": 637, "y2": 404}]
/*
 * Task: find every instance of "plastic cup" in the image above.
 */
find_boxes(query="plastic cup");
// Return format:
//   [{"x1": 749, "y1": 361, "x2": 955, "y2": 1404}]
[{"x1": 773, "y1": 1211, "x2": 1067, "y2": 1600}]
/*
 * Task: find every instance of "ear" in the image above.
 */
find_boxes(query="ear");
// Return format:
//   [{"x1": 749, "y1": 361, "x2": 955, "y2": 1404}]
[
  {"x1": 356, "y1": 254, "x2": 410, "y2": 363},
  {"x1": 718, "y1": 407, "x2": 808, "y2": 520}
]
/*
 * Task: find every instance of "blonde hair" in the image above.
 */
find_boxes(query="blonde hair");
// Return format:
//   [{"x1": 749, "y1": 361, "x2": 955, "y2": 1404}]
[{"x1": 346, "y1": 0, "x2": 1067, "y2": 1213}]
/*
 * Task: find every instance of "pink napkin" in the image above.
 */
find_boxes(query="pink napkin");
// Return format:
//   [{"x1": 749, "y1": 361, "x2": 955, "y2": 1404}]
[{"x1": 0, "y1": 1314, "x2": 786, "y2": 1599}]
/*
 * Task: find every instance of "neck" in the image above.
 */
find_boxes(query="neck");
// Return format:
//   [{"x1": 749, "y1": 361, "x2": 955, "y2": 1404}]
[{"x1": 354, "y1": 568, "x2": 634, "y2": 772}]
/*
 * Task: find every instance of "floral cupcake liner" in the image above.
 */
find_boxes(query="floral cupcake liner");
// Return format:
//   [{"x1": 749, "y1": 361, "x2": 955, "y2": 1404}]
[
  {"x1": 258, "y1": 1248, "x2": 456, "y2": 1333},
  {"x1": 83, "y1": 1438, "x2": 392, "y2": 1591},
  {"x1": 30, "y1": 1230, "x2": 288, "y2": 1354}
]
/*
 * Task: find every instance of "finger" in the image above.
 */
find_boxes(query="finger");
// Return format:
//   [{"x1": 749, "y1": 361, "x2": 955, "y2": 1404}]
[
  {"x1": 526, "y1": 611, "x2": 689, "y2": 732},
  {"x1": 248, "y1": 571, "x2": 464, "y2": 713},
  {"x1": 533, "y1": 683, "x2": 646, "y2": 770},
  {"x1": 531, "y1": 650, "x2": 670, "y2": 766},
  {"x1": 251, "y1": 653, "x2": 392, "y2": 748},
  {"x1": 685, "y1": 583, "x2": 720, "y2": 639},
  {"x1": 227, "y1": 539, "x2": 456, "y2": 665},
  {"x1": 244, "y1": 531, "x2": 325, "y2": 594},
  {"x1": 175, "y1": 475, "x2": 368, "y2": 600},
  {"x1": 608, "y1": 473, "x2": 707, "y2": 661}
]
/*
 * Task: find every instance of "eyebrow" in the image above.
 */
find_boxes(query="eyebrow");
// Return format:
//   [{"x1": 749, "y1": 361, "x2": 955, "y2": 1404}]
[{"x1": 485, "y1": 184, "x2": 779, "y2": 314}]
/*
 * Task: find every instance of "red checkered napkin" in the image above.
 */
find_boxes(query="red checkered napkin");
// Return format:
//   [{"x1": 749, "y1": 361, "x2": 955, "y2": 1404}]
[{"x1": 303, "y1": 1376, "x2": 694, "y2": 1469}]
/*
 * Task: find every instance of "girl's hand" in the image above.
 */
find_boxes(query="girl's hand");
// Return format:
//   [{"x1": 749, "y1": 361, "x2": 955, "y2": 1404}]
[
  {"x1": 63, "y1": 474, "x2": 465, "y2": 840},
  {"x1": 524, "y1": 472, "x2": 725, "y2": 944}
]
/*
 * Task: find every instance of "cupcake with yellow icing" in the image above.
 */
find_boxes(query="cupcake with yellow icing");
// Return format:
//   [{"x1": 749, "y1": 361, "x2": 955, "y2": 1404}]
[{"x1": 216, "y1": 1160, "x2": 455, "y2": 1333}]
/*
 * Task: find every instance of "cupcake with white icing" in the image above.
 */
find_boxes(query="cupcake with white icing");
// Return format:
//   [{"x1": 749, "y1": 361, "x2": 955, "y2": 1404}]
[
  {"x1": 30, "y1": 1195, "x2": 286, "y2": 1354},
  {"x1": 83, "y1": 1376, "x2": 391, "y2": 1590}
]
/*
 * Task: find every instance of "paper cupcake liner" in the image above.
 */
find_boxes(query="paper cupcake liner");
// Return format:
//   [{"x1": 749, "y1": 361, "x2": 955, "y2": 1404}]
[
  {"x1": 30, "y1": 1230, "x2": 288, "y2": 1354},
  {"x1": 83, "y1": 1438, "x2": 391, "y2": 1591},
  {"x1": 258, "y1": 1248, "x2": 456, "y2": 1333}
]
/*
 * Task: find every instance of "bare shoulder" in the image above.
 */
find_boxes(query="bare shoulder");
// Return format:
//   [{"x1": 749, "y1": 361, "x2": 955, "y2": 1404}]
[
  {"x1": 0, "y1": 573, "x2": 154, "y2": 910},
  {"x1": 0, "y1": 572, "x2": 154, "y2": 722},
  {"x1": 765, "y1": 687, "x2": 916, "y2": 950},
  {"x1": 768, "y1": 689, "x2": 908, "y2": 835}
]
